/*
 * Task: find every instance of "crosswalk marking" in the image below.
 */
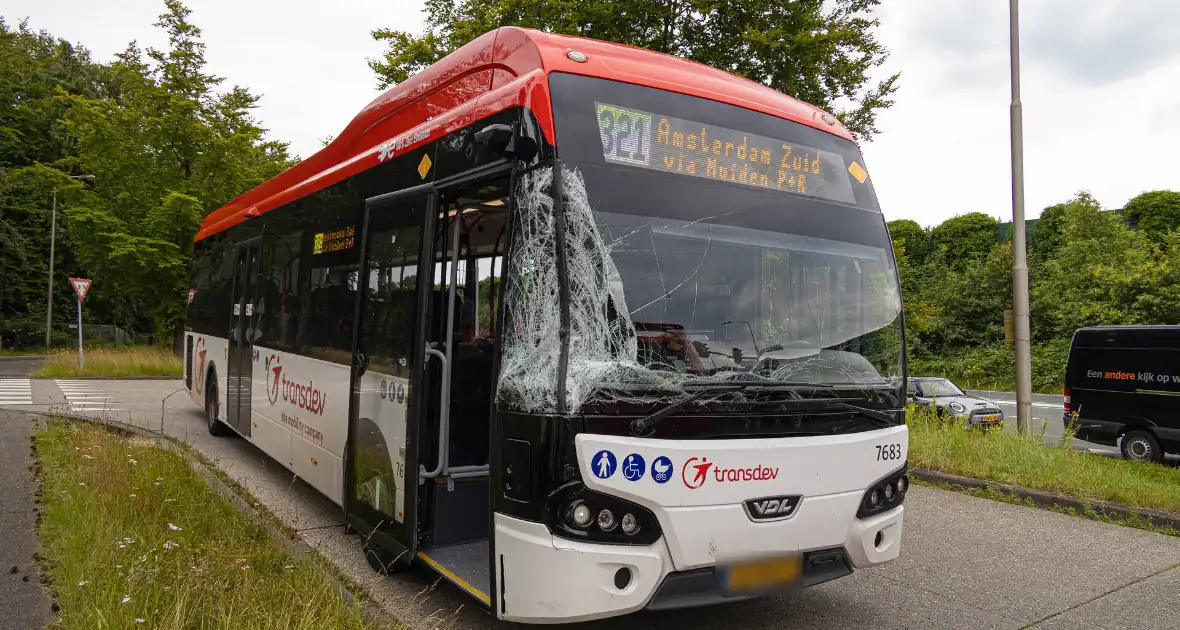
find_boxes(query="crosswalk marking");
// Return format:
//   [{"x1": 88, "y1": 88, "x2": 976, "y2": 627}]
[
  {"x1": 55, "y1": 380, "x2": 124, "y2": 413},
  {"x1": 0, "y1": 378, "x2": 33, "y2": 405}
]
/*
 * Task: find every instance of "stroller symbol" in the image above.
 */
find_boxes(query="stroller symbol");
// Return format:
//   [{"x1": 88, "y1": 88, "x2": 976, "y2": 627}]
[{"x1": 651, "y1": 456, "x2": 674, "y2": 484}]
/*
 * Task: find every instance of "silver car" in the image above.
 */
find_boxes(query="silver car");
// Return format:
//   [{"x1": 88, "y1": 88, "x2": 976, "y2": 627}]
[{"x1": 908, "y1": 377, "x2": 1004, "y2": 426}]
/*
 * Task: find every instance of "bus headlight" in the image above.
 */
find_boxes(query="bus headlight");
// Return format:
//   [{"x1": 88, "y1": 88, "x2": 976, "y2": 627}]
[
  {"x1": 858, "y1": 467, "x2": 908, "y2": 519},
  {"x1": 597, "y1": 509, "x2": 616, "y2": 531},
  {"x1": 569, "y1": 502, "x2": 592, "y2": 527},
  {"x1": 549, "y1": 483, "x2": 661, "y2": 545}
]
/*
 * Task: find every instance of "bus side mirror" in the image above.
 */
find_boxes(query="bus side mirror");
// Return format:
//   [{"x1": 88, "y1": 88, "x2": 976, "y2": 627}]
[
  {"x1": 474, "y1": 124, "x2": 538, "y2": 163},
  {"x1": 732, "y1": 348, "x2": 743, "y2": 365}
]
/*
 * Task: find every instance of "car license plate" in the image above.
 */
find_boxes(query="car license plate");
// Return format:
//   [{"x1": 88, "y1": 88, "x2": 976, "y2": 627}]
[
  {"x1": 720, "y1": 555, "x2": 802, "y2": 594},
  {"x1": 980, "y1": 415, "x2": 999, "y2": 422}
]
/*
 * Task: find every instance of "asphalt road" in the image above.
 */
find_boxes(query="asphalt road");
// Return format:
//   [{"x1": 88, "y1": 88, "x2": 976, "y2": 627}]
[
  {"x1": 965, "y1": 389, "x2": 1078, "y2": 446},
  {"x1": 16, "y1": 379, "x2": 1180, "y2": 629},
  {"x1": 0, "y1": 356, "x2": 41, "y2": 378}
]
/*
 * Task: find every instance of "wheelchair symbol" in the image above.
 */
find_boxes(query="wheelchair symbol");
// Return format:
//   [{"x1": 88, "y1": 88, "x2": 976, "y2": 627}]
[{"x1": 622, "y1": 453, "x2": 646, "y2": 482}]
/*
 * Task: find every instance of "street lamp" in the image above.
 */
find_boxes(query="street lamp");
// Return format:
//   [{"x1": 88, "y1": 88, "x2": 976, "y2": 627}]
[
  {"x1": 1008, "y1": 0, "x2": 1033, "y2": 435},
  {"x1": 46, "y1": 174, "x2": 96, "y2": 348}
]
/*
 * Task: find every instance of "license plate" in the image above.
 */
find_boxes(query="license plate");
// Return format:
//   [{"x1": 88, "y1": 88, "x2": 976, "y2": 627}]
[
  {"x1": 720, "y1": 555, "x2": 802, "y2": 594},
  {"x1": 980, "y1": 415, "x2": 999, "y2": 422}
]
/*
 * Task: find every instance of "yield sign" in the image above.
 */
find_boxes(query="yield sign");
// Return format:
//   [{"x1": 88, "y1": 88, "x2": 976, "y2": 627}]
[{"x1": 69, "y1": 277, "x2": 93, "y2": 302}]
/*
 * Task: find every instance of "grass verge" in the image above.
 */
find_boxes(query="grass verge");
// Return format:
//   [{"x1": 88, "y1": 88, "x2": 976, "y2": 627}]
[
  {"x1": 36, "y1": 421, "x2": 369, "y2": 629},
  {"x1": 33, "y1": 346, "x2": 181, "y2": 378},
  {"x1": 908, "y1": 405, "x2": 1180, "y2": 515}
]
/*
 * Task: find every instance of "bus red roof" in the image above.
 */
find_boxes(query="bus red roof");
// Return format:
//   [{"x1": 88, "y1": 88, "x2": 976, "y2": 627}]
[{"x1": 195, "y1": 27, "x2": 852, "y2": 242}]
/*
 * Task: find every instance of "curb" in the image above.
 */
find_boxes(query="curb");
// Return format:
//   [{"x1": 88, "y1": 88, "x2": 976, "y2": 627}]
[
  {"x1": 24, "y1": 410, "x2": 398, "y2": 629},
  {"x1": 911, "y1": 467, "x2": 1180, "y2": 531}
]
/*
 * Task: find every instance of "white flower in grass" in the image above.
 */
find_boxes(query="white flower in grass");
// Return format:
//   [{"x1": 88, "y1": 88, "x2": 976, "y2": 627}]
[
  {"x1": 155, "y1": 477, "x2": 163, "y2": 481},
  {"x1": 162, "y1": 541, "x2": 179, "y2": 550},
  {"x1": 82, "y1": 454, "x2": 93, "y2": 460},
  {"x1": 135, "y1": 619, "x2": 145, "y2": 624},
  {"x1": 167, "y1": 523, "x2": 182, "y2": 531},
  {"x1": 78, "y1": 482, "x2": 86, "y2": 487},
  {"x1": 77, "y1": 580, "x2": 88, "y2": 586},
  {"x1": 121, "y1": 595, "x2": 131, "y2": 605},
  {"x1": 163, "y1": 499, "x2": 175, "y2": 503},
  {"x1": 240, "y1": 565, "x2": 249, "y2": 571},
  {"x1": 127, "y1": 458, "x2": 138, "y2": 465},
  {"x1": 128, "y1": 494, "x2": 136, "y2": 498}
]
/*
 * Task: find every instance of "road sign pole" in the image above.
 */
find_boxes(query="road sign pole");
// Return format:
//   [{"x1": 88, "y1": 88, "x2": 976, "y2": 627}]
[
  {"x1": 77, "y1": 298, "x2": 83, "y2": 371},
  {"x1": 68, "y1": 277, "x2": 92, "y2": 372},
  {"x1": 1009, "y1": 0, "x2": 1033, "y2": 436}
]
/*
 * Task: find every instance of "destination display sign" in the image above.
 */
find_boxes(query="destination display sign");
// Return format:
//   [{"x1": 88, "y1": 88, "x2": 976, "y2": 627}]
[
  {"x1": 313, "y1": 225, "x2": 355, "y2": 255},
  {"x1": 594, "y1": 102, "x2": 857, "y2": 204}
]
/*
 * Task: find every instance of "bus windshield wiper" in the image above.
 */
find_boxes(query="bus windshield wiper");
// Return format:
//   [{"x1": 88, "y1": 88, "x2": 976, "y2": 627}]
[
  {"x1": 630, "y1": 381, "x2": 833, "y2": 435},
  {"x1": 825, "y1": 402, "x2": 896, "y2": 426},
  {"x1": 629, "y1": 382, "x2": 897, "y2": 435}
]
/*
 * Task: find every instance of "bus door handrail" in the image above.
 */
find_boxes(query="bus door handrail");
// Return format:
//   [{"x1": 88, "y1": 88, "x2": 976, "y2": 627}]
[
  {"x1": 420, "y1": 344, "x2": 449, "y2": 479},
  {"x1": 421, "y1": 214, "x2": 462, "y2": 482}
]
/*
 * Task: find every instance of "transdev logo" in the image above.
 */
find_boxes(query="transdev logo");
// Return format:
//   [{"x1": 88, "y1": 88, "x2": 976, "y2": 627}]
[
  {"x1": 194, "y1": 337, "x2": 207, "y2": 395},
  {"x1": 265, "y1": 354, "x2": 282, "y2": 405},
  {"x1": 682, "y1": 457, "x2": 712, "y2": 489},
  {"x1": 681, "y1": 456, "x2": 780, "y2": 489},
  {"x1": 265, "y1": 353, "x2": 328, "y2": 415}
]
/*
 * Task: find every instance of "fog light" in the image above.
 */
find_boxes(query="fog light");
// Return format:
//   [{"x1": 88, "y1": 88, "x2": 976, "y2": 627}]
[
  {"x1": 570, "y1": 502, "x2": 591, "y2": 527},
  {"x1": 883, "y1": 482, "x2": 895, "y2": 501},
  {"x1": 896, "y1": 475, "x2": 909, "y2": 494},
  {"x1": 869, "y1": 488, "x2": 882, "y2": 508},
  {"x1": 597, "y1": 509, "x2": 616, "y2": 531},
  {"x1": 621, "y1": 513, "x2": 639, "y2": 535}
]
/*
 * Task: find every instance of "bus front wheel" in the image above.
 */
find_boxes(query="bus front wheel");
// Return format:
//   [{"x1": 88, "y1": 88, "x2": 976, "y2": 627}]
[
  {"x1": 362, "y1": 540, "x2": 399, "y2": 575},
  {"x1": 1121, "y1": 429, "x2": 1161, "y2": 463},
  {"x1": 206, "y1": 376, "x2": 230, "y2": 437}
]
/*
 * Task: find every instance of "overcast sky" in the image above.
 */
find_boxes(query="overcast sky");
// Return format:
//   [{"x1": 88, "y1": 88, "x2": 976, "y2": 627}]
[{"x1": 6, "y1": 0, "x2": 1179, "y2": 227}]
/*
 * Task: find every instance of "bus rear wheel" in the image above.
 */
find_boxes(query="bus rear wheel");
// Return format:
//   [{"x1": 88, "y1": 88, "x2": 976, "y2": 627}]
[
  {"x1": 206, "y1": 377, "x2": 230, "y2": 437},
  {"x1": 1121, "y1": 429, "x2": 1161, "y2": 463}
]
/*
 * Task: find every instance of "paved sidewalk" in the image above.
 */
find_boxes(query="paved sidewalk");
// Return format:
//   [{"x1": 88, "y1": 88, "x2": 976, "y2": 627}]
[
  {"x1": 0, "y1": 411, "x2": 54, "y2": 630},
  {"x1": 13, "y1": 379, "x2": 1180, "y2": 629}
]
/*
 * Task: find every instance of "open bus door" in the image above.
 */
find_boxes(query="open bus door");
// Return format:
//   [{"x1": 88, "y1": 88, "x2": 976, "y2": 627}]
[
  {"x1": 345, "y1": 166, "x2": 513, "y2": 611},
  {"x1": 345, "y1": 185, "x2": 436, "y2": 570}
]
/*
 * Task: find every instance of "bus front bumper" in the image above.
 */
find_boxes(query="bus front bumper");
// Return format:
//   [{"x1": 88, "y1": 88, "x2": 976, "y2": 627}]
[{"x1": 493, "y1": 503, "x2": 903, "y2": 623}]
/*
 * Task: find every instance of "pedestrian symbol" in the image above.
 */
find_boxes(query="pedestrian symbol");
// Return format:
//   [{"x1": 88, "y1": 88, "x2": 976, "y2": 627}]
[
  {"x1": 622, "y1": 453, "x2": 646, "y2": 481},
  {"x1": 591, "y1": 450, "x2": 617, "y2": 479},
  {"x1": 651, "y1": 456, "x2": 674, "y2": 484}
]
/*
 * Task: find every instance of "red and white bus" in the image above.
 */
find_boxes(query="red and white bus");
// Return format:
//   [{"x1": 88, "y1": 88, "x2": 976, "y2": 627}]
[{"x1": 185, "y1": 27, "x2": 909, "y2": 624}]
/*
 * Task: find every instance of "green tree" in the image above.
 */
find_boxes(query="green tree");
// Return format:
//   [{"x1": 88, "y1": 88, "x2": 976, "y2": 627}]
[
  {"x1": 1123, "y1": 190, "x2": 1180, "y2": 240},
  {"x1": 0, "y1": 19, "x2": 106, "y2": 330},
  {"x1": 929, "y1": 212, "x2": 999, "y2": 269},
  {"x1": 370, "y1": 0, "x2": 900, "y2": 141},
  {"x1": 60, "y1": 0, "x2": 294, "y2": 342},
  {"x1": 887, "y1": 219, "x2": 929, "y2": 266}
]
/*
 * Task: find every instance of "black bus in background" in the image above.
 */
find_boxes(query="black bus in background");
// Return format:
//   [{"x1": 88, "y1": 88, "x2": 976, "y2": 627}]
[{"x1": 1064, "y1": 326, "x2": 1180, "y2": 463}]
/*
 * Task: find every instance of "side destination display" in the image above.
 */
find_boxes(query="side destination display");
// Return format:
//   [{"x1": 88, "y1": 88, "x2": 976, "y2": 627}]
[{"x1": 595, "y1": 102, "x2": 857, "y2": 204}]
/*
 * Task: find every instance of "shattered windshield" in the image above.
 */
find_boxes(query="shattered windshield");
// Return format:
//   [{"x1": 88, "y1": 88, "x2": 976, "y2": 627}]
[{"x1": 495, "y1": 74, "x2": 904, "y2": 415}]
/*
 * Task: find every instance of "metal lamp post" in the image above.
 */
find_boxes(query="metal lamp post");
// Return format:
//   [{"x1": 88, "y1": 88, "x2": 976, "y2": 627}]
[
  {"x1": 46, "y1": 174, "x2": 95, "y2": 348},
  {"x1": 1009, "y1": 0, "x2": 1033, "y2": 435}
]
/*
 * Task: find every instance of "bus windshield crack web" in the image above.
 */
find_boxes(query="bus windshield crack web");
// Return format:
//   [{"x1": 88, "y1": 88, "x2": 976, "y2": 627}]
[{"x1": 495, "y1": 165, "x2": 880, "y2": 415}]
